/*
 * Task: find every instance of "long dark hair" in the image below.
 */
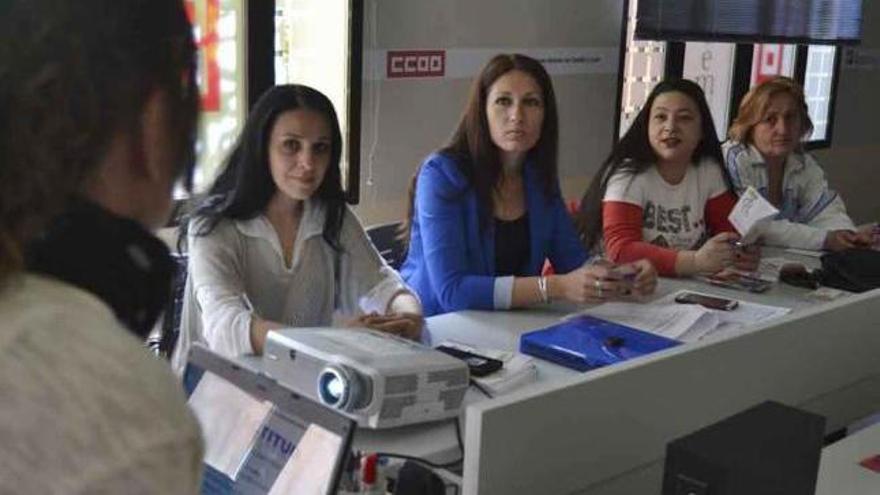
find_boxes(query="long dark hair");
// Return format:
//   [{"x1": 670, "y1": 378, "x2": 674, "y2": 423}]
[
  {"x1": 188, "y1": 84, "x2": 346, "y2": 250},
  {"x1": 399, "y1": 53, "x2": 560, "y2": 244},
  {"x1": 0, "y1": 0, "x2": 197, "y2": 281},
  {"x1": 576, "y1": 79, "x2": 734, "y2": 250}
]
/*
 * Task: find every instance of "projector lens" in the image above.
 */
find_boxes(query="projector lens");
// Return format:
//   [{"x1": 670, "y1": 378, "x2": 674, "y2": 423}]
[
  {"x1": 318, "y1": 366, "x2": 349, "y2": 409},
  {"x1": 325, "y1": 376, "x2": 345, "y2": 399}
]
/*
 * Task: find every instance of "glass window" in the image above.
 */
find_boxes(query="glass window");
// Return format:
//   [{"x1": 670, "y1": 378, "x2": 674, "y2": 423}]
[
  {"x1": 275, "y1": 0, "x2": 354, "y2": 191},
  {"x1": 619, "y1": 0, "x2": 666, "y2": 137},
  {"x1": 184, "y1": 0, "x2": 247, "y2": 194},
  {"x1": 802, "y1": 45, "x2": 836, "y2": 141}
]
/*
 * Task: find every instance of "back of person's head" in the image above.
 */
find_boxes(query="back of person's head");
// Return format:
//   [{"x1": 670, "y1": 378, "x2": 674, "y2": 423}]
[
  {"x1": 0, "y1": 0, "x2": 198, "y2": 282},
  {"x1": 728, "y1": 76, "x2": 814, "y2": 145},
  {"x1": 576, "y1": 79, "x2": 728, "y2": 250},
  {"x1": 400, "y1": 53, "x2": 559, "y2": 245},
  {"x1": 193, "y1": 84, "x2": 346, "y2": 249}
]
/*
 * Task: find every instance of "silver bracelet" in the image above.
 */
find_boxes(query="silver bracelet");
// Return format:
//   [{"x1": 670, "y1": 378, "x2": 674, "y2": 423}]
[{"x1": 537, "y1": 276, "x2": 549, "y2": 304}]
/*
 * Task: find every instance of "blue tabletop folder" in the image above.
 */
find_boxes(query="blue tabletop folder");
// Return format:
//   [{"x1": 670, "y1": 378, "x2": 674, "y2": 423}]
[{"x1": 519, "y1": 315, "x2": 681, "y2": 371}]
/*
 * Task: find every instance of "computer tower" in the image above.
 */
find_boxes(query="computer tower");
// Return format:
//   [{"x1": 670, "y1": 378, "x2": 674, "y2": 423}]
[{"x1": 662, "y1": 401, "x2": 826, "y2": 495}]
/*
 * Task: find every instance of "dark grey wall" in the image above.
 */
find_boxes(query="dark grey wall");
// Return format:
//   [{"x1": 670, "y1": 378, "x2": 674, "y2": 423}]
[{"x1": 813, "y1": 0, "x2": 880, "y2": 223}]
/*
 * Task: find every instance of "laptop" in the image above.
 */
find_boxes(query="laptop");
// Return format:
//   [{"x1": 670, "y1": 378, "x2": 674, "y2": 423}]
[{"x1": 183, "y1": 345, "x2": 356, "y2": 495}]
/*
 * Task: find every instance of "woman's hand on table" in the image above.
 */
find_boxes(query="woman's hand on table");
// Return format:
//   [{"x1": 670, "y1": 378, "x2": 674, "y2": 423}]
[{"x1": 347, "y1": 312, "x2": 424, "y2": 341}]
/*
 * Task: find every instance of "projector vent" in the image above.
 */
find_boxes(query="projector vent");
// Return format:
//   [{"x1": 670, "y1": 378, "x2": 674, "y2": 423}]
[
  {"x1": 439, "y1": 388, "x2": 467, "y2": 411},
  {"x1": 380, "y1": 395, "x2": 417, "y2": 420},
  {"x1": 428, "y1": 368, "x2": 467, "y2": 387},
  {"x1": 385, "y1": 374, "x2": 418, "y2": 394}
]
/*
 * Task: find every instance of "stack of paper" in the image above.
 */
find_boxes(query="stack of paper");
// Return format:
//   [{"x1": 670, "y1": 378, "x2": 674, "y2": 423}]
[
  {"x1": 437, "y1": 341, "x2": 538, "y2": 397},
  {"x1": 573, "y1": 302, "x2": 718, "y2": 342},
  {"x1": 571, "y1": 291, "x2": 790, "y2": 343}
]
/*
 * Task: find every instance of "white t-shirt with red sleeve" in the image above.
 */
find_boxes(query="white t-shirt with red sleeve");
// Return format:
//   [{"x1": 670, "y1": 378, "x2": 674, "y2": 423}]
[{"x1": 601, "y1": 159, "x2": 737, "y2": 275}]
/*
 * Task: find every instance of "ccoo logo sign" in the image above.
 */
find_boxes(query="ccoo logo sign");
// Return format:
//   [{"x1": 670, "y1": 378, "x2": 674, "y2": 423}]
[{"x1": 387, "y1": 50, "x2": 445, "y2": 78}]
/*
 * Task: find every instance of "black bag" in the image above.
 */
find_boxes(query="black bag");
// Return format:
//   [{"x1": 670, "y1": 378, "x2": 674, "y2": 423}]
[{"x1": 815, "y1": 248, "x2": 880, "y2": 293}]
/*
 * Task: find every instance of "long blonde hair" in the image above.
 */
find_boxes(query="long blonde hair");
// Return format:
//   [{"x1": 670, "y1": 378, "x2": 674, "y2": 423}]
[{"x1": 728, "y1": 76, "x2": 814, "y2": 144}]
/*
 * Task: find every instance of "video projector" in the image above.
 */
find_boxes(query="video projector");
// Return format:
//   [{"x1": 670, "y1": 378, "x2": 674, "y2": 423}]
[{"x1": 263, "y1": 328, "x2": 469, "y2": 429}]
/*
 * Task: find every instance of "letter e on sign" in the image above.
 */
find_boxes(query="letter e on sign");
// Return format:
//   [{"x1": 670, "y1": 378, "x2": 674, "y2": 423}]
[{"x1": 387, "y1": 50, "x2": 445, "y2": 78}]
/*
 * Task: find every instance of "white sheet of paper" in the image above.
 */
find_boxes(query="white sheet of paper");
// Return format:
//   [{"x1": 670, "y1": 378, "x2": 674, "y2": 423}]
[
  {"x1": 713, "y1": 299, "x2": 790, "y2": 325},
  {"x1": 573, "y1": 302, "x2": 719, "y2": 341},
  {"x1": 574, "y1": 293, "x2": 792, "y2": 343},
  {"x1": 676, "y1": 315, "x2": 724, "y2": 342},
  {"x1": 473, "y1": 354, "x2": 538, "y2": 396},
  {"x1": 438, "y1": 341, "x2": 538, "y2": 396},
  {"x1": 728, "y1": 186, "x2": 779, "y2": 244},
  {"x1": 188, "y1": 372, "x2": 273, "y2": 478},
  {"x1": 656, "y1": 291, "x2": 791, "y2": 339}
]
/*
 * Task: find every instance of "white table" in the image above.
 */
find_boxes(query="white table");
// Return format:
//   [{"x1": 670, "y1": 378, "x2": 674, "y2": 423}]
[
  {"x1": 355, "y1": 248, "x2": 831, "y2": 463},
  {"x1": 817, "y1": 422, "x2": 880, "y2": 495}
]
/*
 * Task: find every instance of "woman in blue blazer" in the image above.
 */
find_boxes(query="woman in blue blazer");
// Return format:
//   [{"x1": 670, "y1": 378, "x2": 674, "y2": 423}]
[{"x1": 399, "y1": 54, "x2": 657, "y2": 316}]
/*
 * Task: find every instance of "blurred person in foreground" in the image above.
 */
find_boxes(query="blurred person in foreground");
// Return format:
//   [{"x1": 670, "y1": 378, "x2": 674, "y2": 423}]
[{"x1": 0, "y1": 0, "x2": 203, "y2": 492}]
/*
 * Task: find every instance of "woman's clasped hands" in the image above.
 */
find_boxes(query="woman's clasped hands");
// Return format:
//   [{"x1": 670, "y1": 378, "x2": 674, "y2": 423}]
[
  {"x1": 695, "y1": 232, "x2": 761, "y2": 274},
  {"x1": 555, "y1": 258, "x2": 657, "y2": 304}
]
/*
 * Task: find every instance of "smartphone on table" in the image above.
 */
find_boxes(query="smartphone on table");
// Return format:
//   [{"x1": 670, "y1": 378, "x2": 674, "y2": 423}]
[
  {"x1": 674, "y1": 291, "x2": 739, "y2": 311},
  {"x1": 435, "y1": 345, "x2": 503, "y2": 377}
]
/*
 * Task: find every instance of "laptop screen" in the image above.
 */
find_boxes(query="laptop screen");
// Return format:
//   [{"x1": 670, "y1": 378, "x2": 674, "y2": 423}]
[{"x1": 183, "y1": 345, "x2": 356, "y2": 495}]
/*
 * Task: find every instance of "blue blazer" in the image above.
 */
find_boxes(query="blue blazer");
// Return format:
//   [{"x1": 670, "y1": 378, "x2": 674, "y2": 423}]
[{"x1": 400, "y1": 152, "x2": 589, "y2": 316}]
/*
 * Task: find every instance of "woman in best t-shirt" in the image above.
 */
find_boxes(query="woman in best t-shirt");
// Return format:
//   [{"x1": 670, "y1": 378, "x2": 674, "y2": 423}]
[{"x1": 577, "y1": 79, "x2": 760, "y2": 277}]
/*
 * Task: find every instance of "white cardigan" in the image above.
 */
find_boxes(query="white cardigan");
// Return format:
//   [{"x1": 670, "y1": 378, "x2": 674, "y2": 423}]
[
  {"x1": 723, "y1": 141, "x2": 855, "y2": 250},
  {"x1": 171, "y1": 199, "x2": 414, "y2": 374}
]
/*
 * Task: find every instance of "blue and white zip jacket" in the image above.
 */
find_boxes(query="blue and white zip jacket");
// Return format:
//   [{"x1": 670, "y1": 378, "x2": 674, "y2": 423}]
[{"x1": 722, "y1": 141, "x2": 855, "y2": 250}]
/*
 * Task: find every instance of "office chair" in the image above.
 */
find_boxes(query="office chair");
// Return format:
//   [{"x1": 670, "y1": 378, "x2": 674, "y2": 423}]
[
  {"x1": 365, "y1": 221, "x2": 406, "y2": 270},
  {"x1": 156, "y1": 252, "x2": 189, "y2": 359}
]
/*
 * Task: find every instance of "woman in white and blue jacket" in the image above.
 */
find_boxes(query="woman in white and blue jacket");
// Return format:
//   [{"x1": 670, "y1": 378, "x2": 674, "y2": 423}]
[
  {"x1": 399, "y1": 54, "x2": 657, "y2": 317},
  {"x1": 723, "y1": 77, "x2": 872, "y2": 251}
]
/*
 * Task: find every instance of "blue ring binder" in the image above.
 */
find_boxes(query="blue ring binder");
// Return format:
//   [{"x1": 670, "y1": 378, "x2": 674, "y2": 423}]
[{"x1": 519, "y1": 315, "x2": 681, "y2": 371}]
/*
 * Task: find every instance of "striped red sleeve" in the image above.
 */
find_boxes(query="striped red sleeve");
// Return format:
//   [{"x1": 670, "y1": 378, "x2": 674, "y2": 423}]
[
  {"x1": 602, "y1": 201, "x2": 678, "y2": 276},
  {"x1": 705, "y1": 191, "x2": 737, "y2": 235}
]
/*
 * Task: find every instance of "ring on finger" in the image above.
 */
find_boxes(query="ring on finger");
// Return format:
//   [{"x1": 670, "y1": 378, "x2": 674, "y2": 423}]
[{"x1": 594, "y1": 279, "x2": 604, "y2": 295}]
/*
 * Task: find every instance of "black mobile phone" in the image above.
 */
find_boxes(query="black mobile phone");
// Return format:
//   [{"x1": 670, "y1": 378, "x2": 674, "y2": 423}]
[
  {"x1": 674, "y1": 291, "x2": 739, "y2": 311},
  {"x1": 435, "y1": 345, "x2": 503, "y2": 377}
]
